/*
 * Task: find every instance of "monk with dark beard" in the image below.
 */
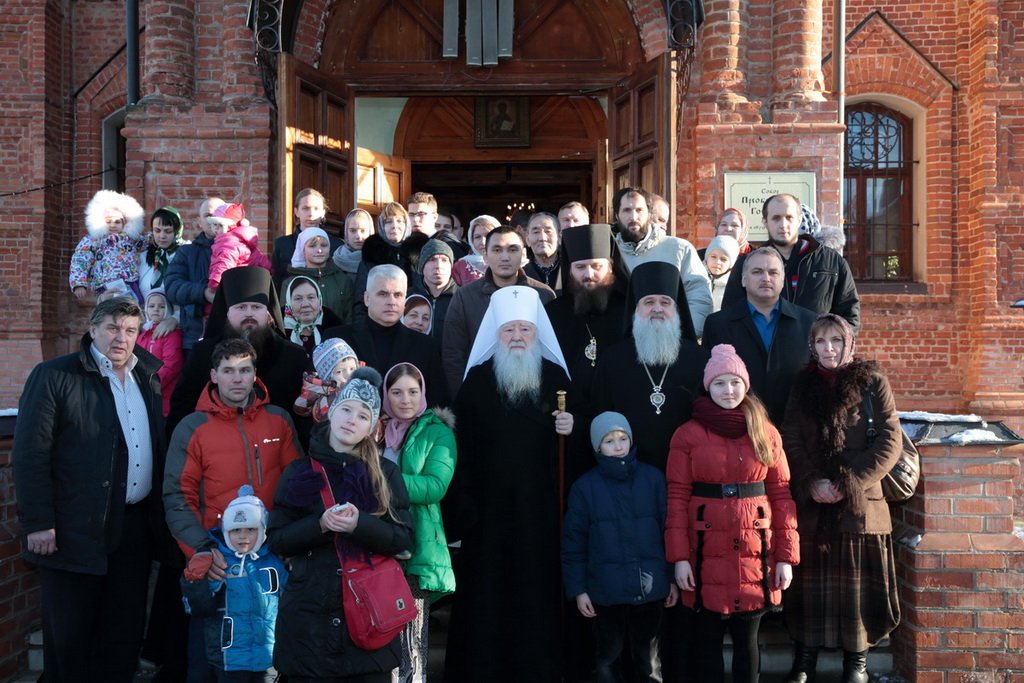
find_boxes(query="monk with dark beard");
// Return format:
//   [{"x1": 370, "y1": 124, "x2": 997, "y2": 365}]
[
  {"x1": 167, "y1": 266, "x2": 312, "y2": 440},
  {"x1": 445, "y1": 286, "x2": 574, "y2": 683},
  {"x1": 545, "y1": 224, "x2": 628, "y2": 414}
]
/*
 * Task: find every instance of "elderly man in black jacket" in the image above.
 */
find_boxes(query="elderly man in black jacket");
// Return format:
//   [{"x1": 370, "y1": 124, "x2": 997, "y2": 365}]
[
  {"x1": 13, "y1": 298, "x2": 166, "y2": 682},
  {"x1": 703, "y1": 246, "x2": 819, "y2": 424}
]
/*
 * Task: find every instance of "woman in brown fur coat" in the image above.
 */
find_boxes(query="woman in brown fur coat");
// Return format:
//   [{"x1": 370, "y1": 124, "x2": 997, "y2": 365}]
[{"x1": 781, "y1": 314, "x2": 902, "y2": 683}]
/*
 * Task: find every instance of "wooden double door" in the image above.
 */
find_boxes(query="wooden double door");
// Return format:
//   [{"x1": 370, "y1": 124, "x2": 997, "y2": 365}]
[{"x1": 275, "y1": 51, "x2": 674, "y2": 234}]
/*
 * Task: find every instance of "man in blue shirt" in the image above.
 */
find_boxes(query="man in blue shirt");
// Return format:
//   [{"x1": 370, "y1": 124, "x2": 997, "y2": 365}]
[{"x1": 702, "y1": 247, "x2": 818, "y2": 424}]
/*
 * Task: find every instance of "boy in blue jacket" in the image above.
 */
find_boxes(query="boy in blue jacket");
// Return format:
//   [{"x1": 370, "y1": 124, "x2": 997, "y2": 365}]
[
  {"x1": 182, "y1": 486, "x2": 287, "y2": 683},
  {"x1": 562, "y1": 412, "x2": 678, "y2": 683}
]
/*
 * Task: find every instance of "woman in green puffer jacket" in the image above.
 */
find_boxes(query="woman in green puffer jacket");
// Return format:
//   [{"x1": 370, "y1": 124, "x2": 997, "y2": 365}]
[{"x1": 382, "y1": 362, "x2": 457, "y2": 682}]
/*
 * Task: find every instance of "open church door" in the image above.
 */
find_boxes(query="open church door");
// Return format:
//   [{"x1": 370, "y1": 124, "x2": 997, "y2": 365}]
[
  {"x1": 607, "y1": 53, "x2": 676, "y2": 212},
  {"x1": 355, "y1": 147, "x2": 412, "y2": 217},
  {"x1": 276, "y1": 53, "x2": 354, "y2": 237}
]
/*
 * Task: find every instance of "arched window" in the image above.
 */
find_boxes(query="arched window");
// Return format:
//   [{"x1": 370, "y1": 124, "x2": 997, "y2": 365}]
[{"x1": 844, "y1": 103, "x2": 914, "y2": 280}]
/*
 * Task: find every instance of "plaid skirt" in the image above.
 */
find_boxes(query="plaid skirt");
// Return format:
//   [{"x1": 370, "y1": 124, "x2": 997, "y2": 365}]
[{"x1": 783, "y1": 533, "x2": 900, "y2": 651}]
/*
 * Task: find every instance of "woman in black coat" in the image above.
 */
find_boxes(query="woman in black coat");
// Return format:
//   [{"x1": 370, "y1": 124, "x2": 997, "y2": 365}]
[{"x1": 268, "y1": 368, "x2": 414, "y2": 682}]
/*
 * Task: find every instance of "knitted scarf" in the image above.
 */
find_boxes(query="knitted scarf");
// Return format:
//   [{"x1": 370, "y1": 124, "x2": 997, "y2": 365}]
[{"x1": 690, "y1": 395, "x2": 747, "y2": 438}]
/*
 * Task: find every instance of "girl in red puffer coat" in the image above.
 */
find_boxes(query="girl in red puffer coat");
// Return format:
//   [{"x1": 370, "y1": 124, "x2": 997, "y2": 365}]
[{"x1": 665, "y1": 344, "x2": 800, "y2": 683}]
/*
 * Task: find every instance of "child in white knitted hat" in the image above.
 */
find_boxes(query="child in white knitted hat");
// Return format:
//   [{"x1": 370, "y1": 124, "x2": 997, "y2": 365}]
[{"x1": 181, "y1": 485, "x2": 288, "y2": 682}]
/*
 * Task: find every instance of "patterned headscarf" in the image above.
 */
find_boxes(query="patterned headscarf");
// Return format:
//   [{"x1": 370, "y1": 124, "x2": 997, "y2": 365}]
[
  {"x1": 145, "y1": 207, "x2": 184, "y2": 288},
  {"x1": 283, "y1": 276, "x2": 324, "y2": 347}
]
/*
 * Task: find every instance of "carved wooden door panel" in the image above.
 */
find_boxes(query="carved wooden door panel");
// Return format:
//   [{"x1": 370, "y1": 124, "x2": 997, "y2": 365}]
[
  {"x1": 608, "y1": 53, "x2": 673, "y2": 200},
  {"x1": 277, "y1": 53, "x2": 354, "y2": 237}
]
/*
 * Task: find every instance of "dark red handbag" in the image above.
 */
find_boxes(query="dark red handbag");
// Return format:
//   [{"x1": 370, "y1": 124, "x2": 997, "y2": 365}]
[{"x1": 311, "y1": 459, "x2": 418, "y2": 650}]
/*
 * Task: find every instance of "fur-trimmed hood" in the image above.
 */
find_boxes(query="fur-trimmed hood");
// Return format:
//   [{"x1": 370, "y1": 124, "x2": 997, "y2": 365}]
[
  {"x1": 430, "y1": 405, "x2": 456, "y2": 430},
  {"x1": 817, "y1": 225, "x2": 847, "y2": 253},
  {"x1": 85, "y1": 190, "x2": 145, "y2": 240}
]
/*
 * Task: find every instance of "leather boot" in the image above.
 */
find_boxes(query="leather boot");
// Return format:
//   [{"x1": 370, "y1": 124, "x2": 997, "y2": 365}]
[
  {"x1": 842, "y1": 650, "x2": 869, "y2": 683},
  {"x1": 783, "y1": 643, "x2": 819, "y2": 683}
]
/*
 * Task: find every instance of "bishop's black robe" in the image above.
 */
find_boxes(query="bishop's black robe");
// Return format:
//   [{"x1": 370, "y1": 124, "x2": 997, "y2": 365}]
[
  {"x1": 545, "y1": 288, "x2": 627, "y2": 411},
  {"x1": 591, "y1": 338, "x2": 709, "y2": 472},
  {"x1": 444, "y1": 359, "x2": 570, "y2": 683}
]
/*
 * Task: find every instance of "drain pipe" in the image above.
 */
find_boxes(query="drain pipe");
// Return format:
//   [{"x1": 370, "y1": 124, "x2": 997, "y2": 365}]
[
  {"x1": 126, "y1": 0, "x2": 139, "y2": 105},
  {"x1": 834, "y1": 0, "x2": 845, "y2": 222}
]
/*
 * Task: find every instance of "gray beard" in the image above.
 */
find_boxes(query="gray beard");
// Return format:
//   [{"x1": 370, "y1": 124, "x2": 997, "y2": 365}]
[
  {"x1": 632, "y1": 314, "x2": 681, "y2": 367},
  {"x1": 493, "y1": 343, "x2": 543, "y2": 406}
]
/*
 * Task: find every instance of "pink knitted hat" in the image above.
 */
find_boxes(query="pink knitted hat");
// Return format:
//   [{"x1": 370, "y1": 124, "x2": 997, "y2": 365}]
[{"x1": 703, "y1": 343, "x2": 750, "y2": 390}]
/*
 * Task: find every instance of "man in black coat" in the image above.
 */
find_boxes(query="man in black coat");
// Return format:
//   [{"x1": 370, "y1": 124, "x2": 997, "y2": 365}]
[
  {"x1": 721, "y1": 193, "x2": 860, "y2": 330},
  {"x1": 168, "y1": 266, "x2": 313, "y2": 439},
  {"x1": 13, "y1": 298, "x2": 166, "y2": 682},
  {"x1": 703, "y1": 246, "x2": 819, "y2": 424},
  {"x1": 325, "y1": 263, "x2": 448, "y2": 408}
]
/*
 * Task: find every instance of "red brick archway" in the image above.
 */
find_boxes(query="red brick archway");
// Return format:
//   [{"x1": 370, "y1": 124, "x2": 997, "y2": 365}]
[{"x1": 292, "y1": 0, "x2": 669, "y2": 72}]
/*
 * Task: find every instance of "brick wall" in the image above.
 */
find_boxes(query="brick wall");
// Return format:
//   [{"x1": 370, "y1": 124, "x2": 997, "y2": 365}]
[
  {"x1": 0, "y1": 0, "x2": 1023, "y2": 678},
  {"x1": 0, "y1": 437, "x2": 38, "y2": 681},
  {"x1": 890, "y1": 443, "x2": 1024, "y2": 681}
]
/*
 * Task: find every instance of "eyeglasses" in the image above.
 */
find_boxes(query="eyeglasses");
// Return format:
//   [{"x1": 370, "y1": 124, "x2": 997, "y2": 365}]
[{"x1": 409, "y1": 212, "x2": 431, "y2": 219}]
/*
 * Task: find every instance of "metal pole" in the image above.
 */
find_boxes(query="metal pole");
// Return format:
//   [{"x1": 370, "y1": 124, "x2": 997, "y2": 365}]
[
  {"x1": 834, "y1": 0, "x2": 846, "y2": 223},
  {"x1": 126, "y1": 0, "x2": 139, "y2": 105}
]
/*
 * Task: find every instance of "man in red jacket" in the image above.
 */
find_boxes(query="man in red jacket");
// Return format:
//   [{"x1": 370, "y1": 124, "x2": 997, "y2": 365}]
[{"x1": 163, "y1": 337, "x2": 302, "y2": 579}]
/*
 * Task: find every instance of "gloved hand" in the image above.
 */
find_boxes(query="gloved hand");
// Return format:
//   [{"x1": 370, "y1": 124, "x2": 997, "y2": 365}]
[{"x1": 184, "y1": 551, "x2": 214, "y2": 581}]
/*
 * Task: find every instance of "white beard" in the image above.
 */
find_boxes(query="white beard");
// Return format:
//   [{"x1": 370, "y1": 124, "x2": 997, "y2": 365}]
[
  {"x1": 493, "y1": 342, "x2": 543, "y2": 406},
  {"x1": 633, "y1": 313, "x2": 681, "y2": 367}
]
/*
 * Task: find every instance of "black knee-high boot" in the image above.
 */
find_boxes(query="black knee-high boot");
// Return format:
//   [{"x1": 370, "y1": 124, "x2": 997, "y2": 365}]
[
  {"x1": 784, "y1": 643, "x2": 818, "y2": 683},
  {"x1": 842, "y1": 650, "x2": 869, "y2": 683}
]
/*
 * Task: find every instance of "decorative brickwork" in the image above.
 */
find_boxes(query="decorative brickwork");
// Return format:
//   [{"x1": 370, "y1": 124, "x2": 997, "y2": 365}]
[
  {"x1": 891, "y1": 443, "x2": 1024, "y2": 681},
  {"x1": 0, "y1": 0, "x2": 1022, "y2": 679}
]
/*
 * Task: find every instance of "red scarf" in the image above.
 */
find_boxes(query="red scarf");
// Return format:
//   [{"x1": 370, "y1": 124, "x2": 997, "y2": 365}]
[{"x1": 690, "y1": 396, "x2": 747, "y2": 438}]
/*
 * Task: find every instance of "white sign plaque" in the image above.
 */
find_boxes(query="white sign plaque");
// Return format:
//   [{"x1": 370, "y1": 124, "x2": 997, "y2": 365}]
[{"x1": 723, "y1": 172, "x2": 817, "y2": 243}]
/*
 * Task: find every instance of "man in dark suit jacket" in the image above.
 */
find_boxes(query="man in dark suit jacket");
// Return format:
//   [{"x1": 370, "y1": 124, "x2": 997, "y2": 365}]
[
  {"x1": 325, "y1": 263, "x2": 448, "y2": 408},
  {"x1": 702, "y1": 246, "x2": 818, "y2": 424}
]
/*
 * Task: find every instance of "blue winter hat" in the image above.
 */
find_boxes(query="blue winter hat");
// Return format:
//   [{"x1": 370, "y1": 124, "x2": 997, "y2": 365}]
[{"x1": 590, "y1": 411, "x2": 633, "y2": 452}]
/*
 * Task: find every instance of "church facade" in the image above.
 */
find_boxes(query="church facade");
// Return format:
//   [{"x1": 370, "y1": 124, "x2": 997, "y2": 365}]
[{"x1": 0, "y1": 0, "x2": 1023, "y2": 678}]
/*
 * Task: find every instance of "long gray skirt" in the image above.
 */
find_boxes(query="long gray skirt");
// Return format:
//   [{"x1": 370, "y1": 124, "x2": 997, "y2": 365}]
[{"x1": 783, "y1": 533, "x2": 900, "y2": 652}]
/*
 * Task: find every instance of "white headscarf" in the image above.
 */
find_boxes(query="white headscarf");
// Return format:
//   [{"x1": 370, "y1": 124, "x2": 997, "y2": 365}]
[
  {"x1": 291, "y1": 227, "x2": 331, "y2": 268},
  {"x1": 283, "y1": 276, "x2": 324, "y2": 346},
  {"x1": 463, "y1": 285, "x2": 569, "y2": 379}
]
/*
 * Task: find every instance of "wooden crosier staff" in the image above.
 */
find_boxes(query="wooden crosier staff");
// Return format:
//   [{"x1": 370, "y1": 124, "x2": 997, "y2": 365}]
[{"x1": 557, "y1": 389, "x2": 567, "y2": 530}]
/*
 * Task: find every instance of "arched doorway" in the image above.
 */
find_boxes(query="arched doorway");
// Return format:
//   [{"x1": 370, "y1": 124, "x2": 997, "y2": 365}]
[
  {"x1": 391, "y1": 95, "x2": 607, "y2": 222},
  {"x1": 275, "y1": 0, "x2": 673, "y2": 233}
]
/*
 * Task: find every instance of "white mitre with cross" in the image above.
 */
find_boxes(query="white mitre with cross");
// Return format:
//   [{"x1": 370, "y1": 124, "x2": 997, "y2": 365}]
[{"x1": 463, "y1": 285, "x2": 569, "y2": 379}]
